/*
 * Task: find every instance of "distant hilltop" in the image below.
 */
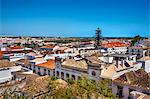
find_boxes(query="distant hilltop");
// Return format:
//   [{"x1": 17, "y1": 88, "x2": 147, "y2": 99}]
[{"x1": 0, "y1": 36, "x2": 148, "y2": 39}]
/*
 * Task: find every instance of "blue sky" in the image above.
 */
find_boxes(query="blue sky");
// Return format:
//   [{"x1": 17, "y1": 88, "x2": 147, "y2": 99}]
[{"x1": 0, "y1": 0, "x2": 149, "y2": 37}]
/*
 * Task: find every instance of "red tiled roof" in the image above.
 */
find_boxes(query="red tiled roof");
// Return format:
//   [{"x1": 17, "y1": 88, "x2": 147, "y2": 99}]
[
  {"x1": 81, "y1": 42, "x2": 93, "y2": 45},
  {"x1": 0, "y1": 51, "x2": 8, "y2": 58},
  {"x1": 36, "y1": 59, "x2": 56, "y2": 69},
  {"x1": 0, "y1": 51, "x2": 3, "y2": 58},
  {"x1": 102, "y1": 42, "x2": 128, "y2": 48},
  {"x1": 53, "y1": 46, "x2": 68, "y2": 51},
  {"x1": 9, "y1": 46, "x2": 23, "y2": 49},
  {"x1": 40, "y1": 45, "x2": 54, "y2": 49},
  {"x1": 0, "y1": 51, "x2": 7, "y2": 53}
]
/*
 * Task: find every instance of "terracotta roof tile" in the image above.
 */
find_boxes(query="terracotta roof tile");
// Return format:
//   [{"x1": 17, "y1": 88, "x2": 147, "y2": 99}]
[
  {"x1": 9, "y1": 46, "x2": 23, "y2": 49},
  {"x1": 36, "y1": 59, "x2": 56, "y2": 69},
  {"x1": 40, "y1": 45, "x2": 54, "y2": 49},
  {"x1": 102, "y1": 42, "x2": 128, "y2": 48}
]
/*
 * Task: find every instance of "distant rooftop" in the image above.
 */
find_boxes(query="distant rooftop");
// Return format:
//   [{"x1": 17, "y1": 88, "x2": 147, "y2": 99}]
[
  {"x1": 139, "y1": 56, "x2": 150, "y2": 61},
  {"x1": 62, "y1": 59, "x2": 88, "y2": 70},
  {"x1": 113, "y1": 69, "x2": 150, "y2": 90},
  {"x1": 102, "y1": 42, "x2": 129, "y2": 48},
  {"x1": 36, "y1": 59, "x2": 55, "y2": 69},
  {"x1": 112, "y1": 54, "x2": 136, "y2": 57}
]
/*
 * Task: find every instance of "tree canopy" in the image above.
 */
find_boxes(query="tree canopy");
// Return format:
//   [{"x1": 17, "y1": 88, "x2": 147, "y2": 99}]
[
  {"x1": 1, "y1": 76, "x2": 117, "y2": 99},
  {"x1": 130, "y1": 35, "x2": 142, "y2": 46}
]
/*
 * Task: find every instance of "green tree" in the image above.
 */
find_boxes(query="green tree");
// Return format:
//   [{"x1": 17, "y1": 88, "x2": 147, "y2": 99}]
[
  {"x1": 47, "y1": 76, "x2": 102, "y2": 99},
  {"x1": 130, "y1": 35, "x2": 142, "y2": 46},
  {"x1": 51, "y1": 76, "x2": 59, "y2": 81},
  {"x1": 101, "y1": 79, "x2": 107, "y2": 96},
  {"x1": 66, "y1": 78, "x2": 75, "y2": 85}
]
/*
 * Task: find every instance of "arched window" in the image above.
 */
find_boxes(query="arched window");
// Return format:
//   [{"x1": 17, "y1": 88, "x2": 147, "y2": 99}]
[
  {"x1": 92, "y1": 71, "x2": 96, "y2": 76},
  {"x1": 38, "y1": 72, "x2": 41, "y2": 75},
  {"x1": 53, "y1": 71, "x2": 55, "y2": 76},
  {"x1": 72, "y1": 75, "x2": 75, "y2": 80},
  {"x1": 48, "y1": 70, "x2": 50, "y2": 75},
  {"x1": 43, "y1": 68, "x2": 47, "y2": 75},
  {"x1": 66, "y1": 73, "x2": 70, "y2": 79},
  {"x1": 61, "y1": 72, "x2": 64, "y2": 79},
  {"x1": 56, "y1": 71, "x2": 59, "y2": 77}
]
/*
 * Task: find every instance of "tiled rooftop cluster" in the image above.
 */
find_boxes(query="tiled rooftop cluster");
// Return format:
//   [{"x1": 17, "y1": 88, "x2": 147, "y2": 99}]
[{"x1": 0, "y1": 37, "x2": 150, "y2": 98}]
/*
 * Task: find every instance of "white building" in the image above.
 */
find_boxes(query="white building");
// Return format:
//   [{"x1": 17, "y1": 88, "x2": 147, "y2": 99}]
[
  {"x1": 128, "y1": 47, "x2": 149, "y2": 58},
  {"x1": 112, "y1": 69, "x2": 150, "y2": 98},
  {"x1": 29, "y1": 59, "x2": 55, "y2": 77},
  {"x1": 44, "y1": 53, "x2": 76, "y2": 60},
  {"x1": 55, "y1": 58, "x2": 102, "y2": 81},
  {"x1": 138, "y1": 56, "x2": 150, "y2": 73},
  {"x1": 0, "y1": 66, "x2": 22, "y2": 83},
  {"x1": 102, "y1": 42, "x2": 128, "y2": 54},
  {"x1": 107, "y1": 47, "x2": 127, "y2": 54},
  {"x1": 20, "y1": 52, "x2": 148, "y2": 98},
  {"x1": 3, "y1": 53, "x2": 25, "y2": 62},
  {"x1": 28, "y1": 57, "x2": 103, "y2": 82},
  {"x1": 99, "y1": 55, "x2": 113, "y2": 63},
  {"x1": 79, "y1": 49, "x2": 99, "y2": 56}
]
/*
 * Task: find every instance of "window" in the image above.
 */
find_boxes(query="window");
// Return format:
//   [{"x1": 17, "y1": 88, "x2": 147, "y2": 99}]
[
  {"x1": 29, "y1": 66, "x2": 32, "y2": 69},
  {"x1": 56, "y1": 71, "x2": 59, "y2": 77},
  {"x1": 61, "y1": 72, "x2": 64, "y2": 79},
  {"x1": 72, "y1": 75, "x2": 75, "y2": 80},
  {"x1": 92, "y1": 71, "x2": 96, "y2": 76},
  {"x1": 48, "y1": 70, "x2": 50, "y2": 75},
  {"x1": 145, "y1": 51, "x2": 148, "y2": 56},
  {"x1": 117, "y1": 86, "x2": 123, "y2": 98},
  {"x1": 44, "y1": 68, "x2": 47, "y2": 75},
  {"x1": 33, "y1": 70, "x2": 36, "y2": 73},
  {"x1": 44, "y1": 68, "x2": 46, "y2": 71},
  {"x1": 53, "y1": 71, "x2": 55, "y2": 76},
  {"x1": 66, "y1": 73, "x2": 70, "y2": 78},
  {"x1": 38, "y1": 72, "x2": 41, "y2": 75}
]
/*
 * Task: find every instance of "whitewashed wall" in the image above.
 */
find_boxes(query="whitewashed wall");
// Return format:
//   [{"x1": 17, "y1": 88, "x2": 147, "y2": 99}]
[
  {"x1": 145, "y1": 60, "x2": 150, "y2": 73},
  {"x1": 0, "y1": 69, "x2": 12, "y2": 83}
]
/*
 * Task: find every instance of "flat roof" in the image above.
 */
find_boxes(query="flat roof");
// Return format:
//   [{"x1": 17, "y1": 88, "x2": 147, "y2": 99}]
[{"x1": 112, "y1": 54, "x2": 136, "y2": 57}]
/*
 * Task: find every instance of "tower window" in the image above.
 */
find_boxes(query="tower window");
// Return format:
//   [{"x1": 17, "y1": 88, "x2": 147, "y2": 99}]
[{"x1": 92, "y1": 71, "x2": 96, "y2": 76}]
